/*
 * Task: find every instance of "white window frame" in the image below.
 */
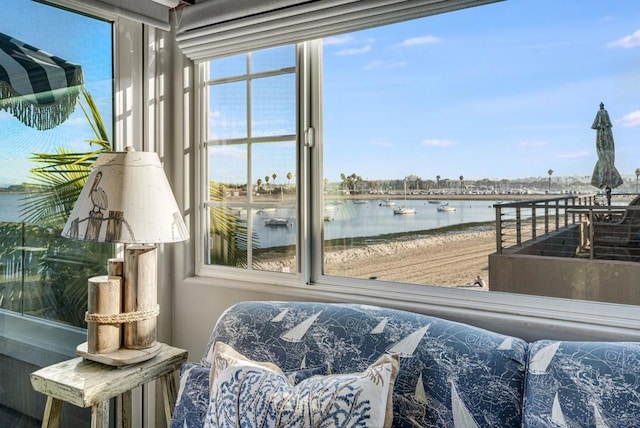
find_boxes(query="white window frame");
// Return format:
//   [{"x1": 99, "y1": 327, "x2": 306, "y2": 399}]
[
  {"x1": 195, "y1": 45, "x2": 308, "y2": 287},
  {"x1": 194, "y1": 40, "x2": 640, "y2": 340}
]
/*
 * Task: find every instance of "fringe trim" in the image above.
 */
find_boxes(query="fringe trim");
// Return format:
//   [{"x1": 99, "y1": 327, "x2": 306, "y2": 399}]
[{"x1": 0, "y1": 72, "x2": 83, "y2": 131}]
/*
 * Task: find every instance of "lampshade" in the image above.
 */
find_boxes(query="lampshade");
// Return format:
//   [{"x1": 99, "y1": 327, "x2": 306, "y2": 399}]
[{"x1": 62, "y1": 148, "x2": 189, "y2": 244}]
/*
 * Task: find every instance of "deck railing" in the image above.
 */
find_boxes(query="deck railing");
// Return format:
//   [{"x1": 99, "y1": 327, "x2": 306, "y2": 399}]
[
  {"x1": 494, "y1": 194, "x2": 597, "y2": 255},
  {"x1": 495, "y1": 194, "x2": 640, "y2": 261}
]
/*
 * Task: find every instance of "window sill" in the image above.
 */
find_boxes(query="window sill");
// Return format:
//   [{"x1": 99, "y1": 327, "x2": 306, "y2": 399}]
[
  {"x1": 184, "y1": 273, "x2": 640, "y2": 342},
  {"x1": 0, "y1": 310, "x2": 86, "y2": 367}
]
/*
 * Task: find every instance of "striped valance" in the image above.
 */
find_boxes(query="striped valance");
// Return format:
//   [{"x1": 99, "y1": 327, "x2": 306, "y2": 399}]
[{"x1": 0, "y1": 32, "x2": 84, "y2": 130}]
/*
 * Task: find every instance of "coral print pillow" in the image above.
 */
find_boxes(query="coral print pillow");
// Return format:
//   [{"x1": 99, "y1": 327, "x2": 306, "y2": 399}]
[{"x1": 204, "y1": 342, "x2": 399, "y2": 428}]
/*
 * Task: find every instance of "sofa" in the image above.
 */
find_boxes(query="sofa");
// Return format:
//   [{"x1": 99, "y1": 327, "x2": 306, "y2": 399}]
[{"x1": 170, "y1": 301, "x2": 640, "y2": 427}]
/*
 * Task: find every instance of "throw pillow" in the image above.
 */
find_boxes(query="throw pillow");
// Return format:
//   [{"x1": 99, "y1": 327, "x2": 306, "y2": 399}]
[{"x1": 204, "y1": 341, "x2": 399, "y2": 428}]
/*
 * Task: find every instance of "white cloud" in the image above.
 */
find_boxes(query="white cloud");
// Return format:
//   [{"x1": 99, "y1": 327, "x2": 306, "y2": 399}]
[
  {"x1": 363, "y1": 60, "x2": 408, "y2": 71},
  {"x1": 617, "y1": 110, "x2": 640, "y2": 127},
  {"x1": 335, "y1": 45, "x2": 371, "y2": 56},
  {"x1": 557, "y1": 151, "x2": 590, "y2": 159},
  {"x1": 607, "y1": 29, "x2": 640, "y2": 48},
  {"x1": 422, "y1": 139, "x2": 454, "y2": 147},
  {"x1": 398, "y1": 36, "x2": 442, "y2": 47}
]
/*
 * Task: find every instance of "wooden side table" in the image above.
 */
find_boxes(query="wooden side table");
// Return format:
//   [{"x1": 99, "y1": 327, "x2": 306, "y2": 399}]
[{"x1": 30, "y1": 343, "x2": 188, "y2": 428}]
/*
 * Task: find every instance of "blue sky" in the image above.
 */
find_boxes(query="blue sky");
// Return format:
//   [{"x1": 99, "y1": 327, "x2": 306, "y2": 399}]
[
  {"x1": 0, "y1": 0, "x2": 112, "y2": 187},
  {"x1": 322, "y1": 0, "x2": 640, "y2": 183},
  {"x1": 1, "y1": 0, "x2": 639, "y2": 189}
]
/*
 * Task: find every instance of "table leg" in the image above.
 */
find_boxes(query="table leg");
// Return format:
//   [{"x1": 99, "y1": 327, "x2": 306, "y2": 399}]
[
  {"x1": 41, "y1": 396, "x2": 63, "y2": 428},
  {"x1": 91, "y1": 401, "x2": 109, "y2": 428},
  {"x1": 117, "y1": 390, "x2": 133, "y2": 428},
  {"x1": 160, "y1": 372, "x2": 178, "y2": 425}
]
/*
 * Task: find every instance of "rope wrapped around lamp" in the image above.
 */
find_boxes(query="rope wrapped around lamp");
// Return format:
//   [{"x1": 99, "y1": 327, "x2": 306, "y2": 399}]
[{"x1": 62, "y1": 147, "x2": 189, "y2": 366}]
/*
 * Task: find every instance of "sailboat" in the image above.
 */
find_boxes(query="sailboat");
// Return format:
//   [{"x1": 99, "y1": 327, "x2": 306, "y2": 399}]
[
  {"x1": 281, "y1": 311, "x2": 322, "y2": 342},
  {"x1": 593, "y1": 402, "x2": 609, "y2": 428},
  {"x1": 393, "y1": 179, "x2": 416, "y2": 215},
  {"x1": 386, "y1": 324, "x2": 430, "y2": 357},
  {"x1": 437, "y1": 202, "x2": 456, "y2": 212},
  {"x1": 529, "y1": 342, "x2": 560, "y2": 374},
  {"x1": 451, "y1": 381, "x2": 479, "y2": 428},
  {"x1": 551, "y1": 392, "x2": 568, "y2": 427},
  {"x1": 270, "y1": 308, "x2": 289, "y2": 322},
  {"x1": 370, "y1": 318, "x2": 388, "y2": 334},
  {"x1": 414, "y1": 372, "x2": 428, "y2": 404}
]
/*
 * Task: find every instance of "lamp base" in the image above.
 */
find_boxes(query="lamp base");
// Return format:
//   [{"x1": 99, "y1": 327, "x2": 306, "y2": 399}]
[{"x1": 76, "y1": 342, "x2": 162, "y2": 367}]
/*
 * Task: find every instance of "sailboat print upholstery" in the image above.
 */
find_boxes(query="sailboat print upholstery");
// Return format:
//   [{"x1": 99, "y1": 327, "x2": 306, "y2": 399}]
[
  {"x1": 171, "y1": 301, "x2": 528, "y2": 427},
  {"x1": 523, "y1": 340, "x2": 640, "y2": 427}
]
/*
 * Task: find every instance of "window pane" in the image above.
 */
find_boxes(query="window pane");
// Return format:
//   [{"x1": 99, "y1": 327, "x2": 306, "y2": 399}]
[
  {"x1": 252, "y1": 45, "x2": 295, "y2": 73},
  {"x1": 1, "y1": 0, "x2": 113, "y2": 424},
  {"x1": 1, "y1": 1, "x2": 113, "y2": 326},
  {"x1": 321, "y1": 1, "x2": 640, "y2": 304},
  {"x1": 252, "y1": 142, "x2": 297, "y2": 273},
  {"x1": 206, "y1": 46, "x2": 297, "y2": 274},
  {"x1": 252, "y1": 74, "x2": 296, "y2": 137},
  {"x1": 209, "y1": 53, "x2": 246, "y2": 80},
  {"x1": 209, "y1": 145, "x2": 248, "y2": 203},
  {"x1": 209, "y1": 82, "x2": 247, "y2": 140}
]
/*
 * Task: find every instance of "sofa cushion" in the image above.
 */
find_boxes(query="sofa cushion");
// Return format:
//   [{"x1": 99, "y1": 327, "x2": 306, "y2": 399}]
[
  {"x1": 204, "y1": 341, "x2": 399, "y2": 428},
  {"x1": 199, "y1": 301, "x2": 528, "y2": 427},
  {"x1": 171, "y1": 363, "x2": 209, "y2": 428},
  {"x1": 523, "y1": 340, "x2": 640, "y2": 427},
  {"x1": 171, "y1": 362, "x2": 332, "y2": 428}
]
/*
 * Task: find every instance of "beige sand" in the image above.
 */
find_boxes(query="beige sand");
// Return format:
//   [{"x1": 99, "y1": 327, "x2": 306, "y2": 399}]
[{"x1": 260, "y1": 226, "x2": 496, "y2": 290}]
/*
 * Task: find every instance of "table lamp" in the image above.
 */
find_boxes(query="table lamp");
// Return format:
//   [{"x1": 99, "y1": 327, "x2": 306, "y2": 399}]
[{"x1": 62, "y1": 146, "x2": 188, "y2": 366}]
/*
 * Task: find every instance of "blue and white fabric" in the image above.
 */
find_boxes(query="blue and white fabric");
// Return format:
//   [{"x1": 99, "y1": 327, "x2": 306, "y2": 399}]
[
  {"x1": 204, "y1": 342, "x2": 399, "y2": 428},
  {"x1": 171, "y1": 301, "x2": 528, "y2": 428},
  {"x1": 523, "y1": 340, "x2": 640, "y2": 427}
]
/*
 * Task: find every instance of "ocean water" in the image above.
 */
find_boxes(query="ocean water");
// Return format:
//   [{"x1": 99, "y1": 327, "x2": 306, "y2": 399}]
[
  {"x1": 0, "y1": 193, "x2": 26, "y2": 222},
  {"x1": 0, "y1": 194, "x2": 498, "y2": 248},
  {"x1": 250, "y1": 199, "x2": 498, "y2": 248}
]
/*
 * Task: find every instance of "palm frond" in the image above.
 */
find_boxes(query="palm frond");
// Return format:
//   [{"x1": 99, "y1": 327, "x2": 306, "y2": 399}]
[{"x1": 23, "y1": 89, "x2": 110, "y2": 226}]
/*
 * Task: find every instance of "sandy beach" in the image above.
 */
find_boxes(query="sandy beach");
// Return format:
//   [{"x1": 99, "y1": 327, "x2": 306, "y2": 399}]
[{"x1": 259, "y1": 225, "x2": 496, "y2": 290}]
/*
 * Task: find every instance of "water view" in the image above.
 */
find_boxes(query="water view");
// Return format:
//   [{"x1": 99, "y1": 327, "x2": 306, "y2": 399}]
[
  {"x1": 249, "y1": 198, "x2": 497, "y2": 248},
  {"x1": 0, "y1": 193, "x2": 26, "y2": 223}
]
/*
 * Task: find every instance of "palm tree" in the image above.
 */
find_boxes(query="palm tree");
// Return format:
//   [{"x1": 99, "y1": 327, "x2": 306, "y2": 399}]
[
  {"x1": 286, "y1": 172, "x2": 293, "y2": 187},
  {"x1": 436, "y1": 175, "x2": 441, "y2": 190},
  {"x1": 635, "y1": 168, "x2": 640, "y2": 193},
  {"x1": 547, "y1": 169, "x2": 554, "y2": 192},
  {"x1": 257, "y1": 178, "x2": 262, "y2": 192},
  {"x1": 208, "y1": 182, "x2": 250, "y2": 268},
  {"x1": 459, "y1": 175, "x2": 464, "y2": 191},
  {"x1": 9, "y1": 87, "x2": 113, "y2": 326}
]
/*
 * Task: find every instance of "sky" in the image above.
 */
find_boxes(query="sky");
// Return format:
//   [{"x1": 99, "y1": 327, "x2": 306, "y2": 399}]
[
  {"x1": 321, "y1": 0, "x2": 640, "y2": 183},
  {"x1": 1, "y1": 0, "x2": 639, "y2": 189},
  {"x1": 0, "y1": 0, "x2": 112, "y2": 187}
]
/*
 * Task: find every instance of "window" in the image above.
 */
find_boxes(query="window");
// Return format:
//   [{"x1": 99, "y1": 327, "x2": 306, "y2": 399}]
[
  {"x1": 203, "y1": 46, "x2": 298, "y2": 274},
  {"x1": 0, "y1": 1, "x2": 113, "y2": 326},
  {"x1": 199, "y1": 1, "x2": 639, "y2": 306}
]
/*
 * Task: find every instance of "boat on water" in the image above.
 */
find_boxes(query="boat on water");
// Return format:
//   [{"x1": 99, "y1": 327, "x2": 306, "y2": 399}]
[
  {"x1": 379, "y1": 199, "x2": 396, "y2": 207},
  {"x1": 353, "y1": 200, "x2": 368, "y2": 204},
  {"x1": 393, "y1": 179, "x2": 415, "y2": 214},
  {"x1": 427, "y1": 200, "x2": 441, "y2": 204},
  {"x1": 437, "y1": 203, "x2": 456, "y2": 212},
  {"x1": 394, "y1": 206, "x2": 416, "y2": 215},
  {"x1": 264, "y1": 217, "x2": 291, "y2": 226}
]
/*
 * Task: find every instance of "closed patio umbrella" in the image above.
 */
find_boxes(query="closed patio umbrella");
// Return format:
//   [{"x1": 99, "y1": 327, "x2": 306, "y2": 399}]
[
  {"x1": 590, "y1": 102, "x2": 623, "y2": 205},
  {"x1": 0, "y1": 32, "x2": 83, "y2": 130}
]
